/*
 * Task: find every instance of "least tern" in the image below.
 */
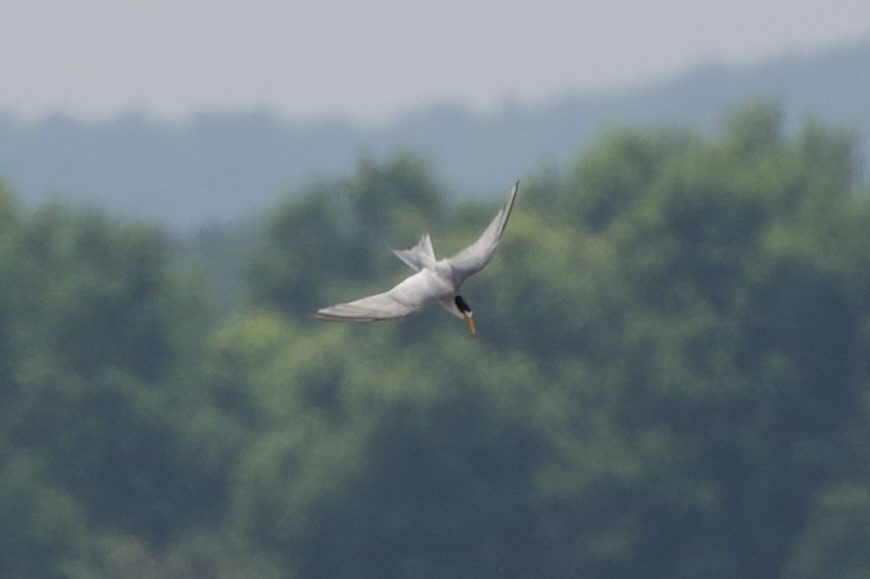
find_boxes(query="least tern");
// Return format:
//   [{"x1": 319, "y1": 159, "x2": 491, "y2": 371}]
[{"x1": 314, "y1": 181, "x2": 519, "y2": 334}]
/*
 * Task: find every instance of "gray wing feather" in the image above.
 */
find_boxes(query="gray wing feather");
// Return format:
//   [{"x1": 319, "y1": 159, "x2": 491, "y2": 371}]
[
  {"x1": 314, "y1": 291, "x2": 419, "y2": 321},
  {"x1": 447, "y1": 180, "x2": 519, "y2": 286},
  {"x1": 314, "y1": 269, "x2": 449, "y2": 322}
]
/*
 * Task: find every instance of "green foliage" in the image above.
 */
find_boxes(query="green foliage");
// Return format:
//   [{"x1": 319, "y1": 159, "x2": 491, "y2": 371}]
[
  {"x1": 785, "y1": 482, "x2": 870, "y2": 578},
  {"x1": 0, "y1": 201, "x2": 220, "y2": 576},
  {"x1": 0, "y1": 104, "x2": 868, "y2": 577},
  {"x1": 0, "y1": 454, "x2": 90, "y2": 578}
]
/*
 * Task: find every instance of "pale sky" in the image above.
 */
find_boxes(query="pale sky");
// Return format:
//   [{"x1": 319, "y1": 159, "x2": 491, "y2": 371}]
[{"x1": 2, "y1": 0, "x2": 869, "y2": 124}]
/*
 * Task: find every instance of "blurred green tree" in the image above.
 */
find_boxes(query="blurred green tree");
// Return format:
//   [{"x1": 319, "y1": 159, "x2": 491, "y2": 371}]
[{"x1": 0, "y1": 103, "x2": 867, "y2": 578}]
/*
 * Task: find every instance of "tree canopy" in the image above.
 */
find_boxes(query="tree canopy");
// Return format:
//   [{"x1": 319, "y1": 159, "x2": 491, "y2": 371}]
[{"x1": 0, "y1": 104, "x2": 867, "y2": 578}]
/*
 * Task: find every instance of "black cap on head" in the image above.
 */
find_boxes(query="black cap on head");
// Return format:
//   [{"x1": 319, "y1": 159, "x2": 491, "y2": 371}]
[{"x1": 454, "y1": 295, "x2": 472, "y2": 314}]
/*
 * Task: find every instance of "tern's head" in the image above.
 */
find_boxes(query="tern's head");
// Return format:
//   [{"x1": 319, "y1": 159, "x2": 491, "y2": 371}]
[{"x1": 454, "y1": 295, "x2": 476, "y2": 335}]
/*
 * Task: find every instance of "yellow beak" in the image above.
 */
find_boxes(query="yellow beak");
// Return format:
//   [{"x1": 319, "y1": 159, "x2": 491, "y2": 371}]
[{"x1": 463, "y1": 314, "x2": 476, "y2": 335}]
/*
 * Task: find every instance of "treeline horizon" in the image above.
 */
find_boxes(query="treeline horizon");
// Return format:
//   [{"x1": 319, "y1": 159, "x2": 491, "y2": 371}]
[
  {"x1": 0, "y1": 104, "x2": 867, "y2": 578},
  {"x1": 3, "y1": 33, "x2": 870, "y2": 230}
]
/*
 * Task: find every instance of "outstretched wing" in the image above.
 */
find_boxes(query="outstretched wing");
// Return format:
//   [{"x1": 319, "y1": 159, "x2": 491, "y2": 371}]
[
  {"x1": 393, "y1": 233, "x2": 436, "y2": 272},
  {"x1": 313, "y1": 291, "x2": 420, "y2": 321},
  {"x1": 447, "y1": 180, "x2": 518, "y2": 287},
  {"x1": 314, "y1": 268, "x2": 449, "y2": 322}
]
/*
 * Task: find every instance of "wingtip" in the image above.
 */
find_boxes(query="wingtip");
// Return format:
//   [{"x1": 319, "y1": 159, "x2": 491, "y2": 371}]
[
  {"x1": 509, "y1": 180, "x2": 520, "y2": 202},
  {"x1": 312, "y1": 307, "x2": 351, "y2": 322}
]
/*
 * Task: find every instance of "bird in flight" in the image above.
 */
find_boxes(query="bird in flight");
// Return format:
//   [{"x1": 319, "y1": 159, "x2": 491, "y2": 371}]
[{"x1": 314, "y1": 181, "x2": 519, "y2": 334}]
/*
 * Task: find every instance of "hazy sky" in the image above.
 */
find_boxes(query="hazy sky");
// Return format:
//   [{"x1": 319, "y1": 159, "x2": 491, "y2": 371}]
[{"x1": 2, "y1": 0, "x2": 869, "y2": 124}]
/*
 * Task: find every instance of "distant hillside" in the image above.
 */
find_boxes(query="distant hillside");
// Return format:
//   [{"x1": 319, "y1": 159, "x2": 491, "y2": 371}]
[{"x1": 2, "y1": 35, "x2": 870, "y2": 229}]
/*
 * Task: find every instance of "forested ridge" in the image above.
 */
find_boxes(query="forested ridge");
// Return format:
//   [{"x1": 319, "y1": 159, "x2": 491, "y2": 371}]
[
  {"x1": 4, "y1": 34, "x2": 870, "y2": 229},
  {"x1": 0, "y1": 105, "x2": 867, "y2": 578}
]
